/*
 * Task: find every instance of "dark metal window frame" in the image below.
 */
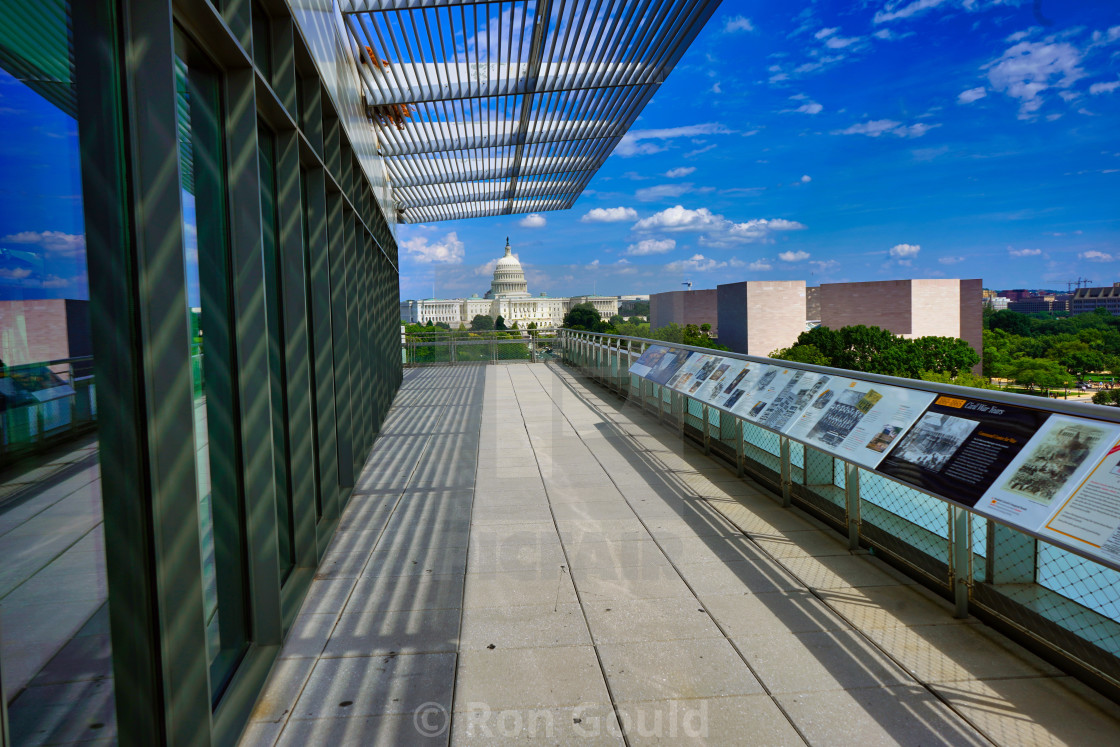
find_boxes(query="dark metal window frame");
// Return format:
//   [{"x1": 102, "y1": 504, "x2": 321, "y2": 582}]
[{"x1": 70, "y1": 0, "x2": 403, "y2": 743}]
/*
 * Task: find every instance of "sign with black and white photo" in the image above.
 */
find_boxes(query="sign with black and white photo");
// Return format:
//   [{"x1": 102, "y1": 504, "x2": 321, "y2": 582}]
[{"x1": 877, "y1": 395, "x2": 1050, "y2": 508}]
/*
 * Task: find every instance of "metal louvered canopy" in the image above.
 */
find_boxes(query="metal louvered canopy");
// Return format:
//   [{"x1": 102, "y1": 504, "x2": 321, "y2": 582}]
[{"x1": 339, "y1": 0, "x2": 722, "y2": 224}]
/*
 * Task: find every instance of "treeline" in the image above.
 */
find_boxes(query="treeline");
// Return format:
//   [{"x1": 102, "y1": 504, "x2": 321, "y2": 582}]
[
  {"x1": 984, "y1": 307, "x2": 1120, "y2": 380},
  {"x1": 771, "y1": 325, "x2": 980, "y2": 381}
]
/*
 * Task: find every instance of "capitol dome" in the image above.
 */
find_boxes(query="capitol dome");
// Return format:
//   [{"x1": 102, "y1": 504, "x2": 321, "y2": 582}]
[{"x1": 488, "y1": 238, "x2": 530, "y2": 298}]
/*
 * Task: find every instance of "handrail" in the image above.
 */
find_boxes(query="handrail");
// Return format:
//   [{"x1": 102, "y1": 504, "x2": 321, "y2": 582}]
[{"x1": 556, "y1": 329, "x2": 1119, "y2": 424}]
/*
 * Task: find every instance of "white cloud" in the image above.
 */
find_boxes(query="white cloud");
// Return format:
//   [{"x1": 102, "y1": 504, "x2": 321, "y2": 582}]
[
  {"x1": 958, "y1": 87, "x2": 987, "y2": 104},
  {"x1": 685, "y1": 144, "x2": 718, "y2": 158},
  {"x1": 1, "y1": 230, "x2": 86, "y2": 257},
  {"x1": 723, "y1": 16, "x2": 754, "y2": 33},
  {"x1": 815, "y1": 27, "x2": 838, "y2": 40},
  {"x1": 939, "y1": 256, "x2": 965, "y2": 264},
  {"x1": 873, "y1": 0, "x2": 951, "y2": 24},
  {"x1": 581, "y1": 206, "x2": 638, "y2": 223},
  {"x1": 636, "y1": 183, "x2": 695, "y2": 201},
  {"x1": 1080, "y1": 250, "x2": 1115, "y2": 262},
  {"x1": 665, "y1": 254, "x2": 727, "y2": 273},
  {"x1": 889, "y1": 243, "x2": 921, "y2": 259},
  {"x1": 1008, "y1": 248, "x2": 1042, "y2": 257},
  {"x1": 0, "y1": 267, "x2": 32, "y2": 280},
  {"x1": 665, "y1": 166, "x2": 696, "y2": 178},
  {"x1": 809, "y1": 259, "x2": 840, "y2": 272},
  {"x1": 625, "y1": 238, "x2": 676, "y2": 256},
  {"x1": 800, "y1": 175, "x2": 812, "y2": 183},
  {"x1": 519, "y1": 213, "x2": 546, "y2": 228},
  {"x1": 835, "y1": 119, "x2": 939, "y2": 138},
  {"x1": 634, "y1": 206, "x2": 723, "y2": 231},
  {"x1": 985, "y1": 41, "x2": 1086, "y2": 119},
  {"x1": 779, "y1": 250, "x2": 810, "y2": 262},
  {"x1": 615, "y1": 123, "x2": 733, "y2": 157},
  {"x1": 1090, "y1": 81, "x2": 1120, "y2": 95},
  {"x1": 401, "y1": 231, "x2": 464, "y2": 264},
  {"x1": 825, "y1": 35, "x2": 862, "y2": 50},
  {"x1": 632, "y1": 206, "x2": 806, "y2": 247},
  {"x1": 748, "y1": 260, "x2": 773, "y2": 271}
]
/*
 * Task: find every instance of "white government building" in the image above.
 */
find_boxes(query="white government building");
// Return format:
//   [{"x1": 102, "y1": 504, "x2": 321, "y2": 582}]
[{"x1": 400, "y1": 239, "x2": 619, "y2": 327}]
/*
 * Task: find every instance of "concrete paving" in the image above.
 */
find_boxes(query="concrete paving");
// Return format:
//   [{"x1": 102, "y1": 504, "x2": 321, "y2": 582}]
[{"x1": 241, "y1": 363, "x2": 1120, "y2": 746}]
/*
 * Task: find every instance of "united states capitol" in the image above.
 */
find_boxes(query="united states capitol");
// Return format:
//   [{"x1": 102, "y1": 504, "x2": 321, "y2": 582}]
[{"x1": 399, "y1": 238, "x2": 619, "y2": 327}]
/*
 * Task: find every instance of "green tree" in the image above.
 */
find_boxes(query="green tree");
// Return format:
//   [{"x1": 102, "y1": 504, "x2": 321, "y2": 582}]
[
  {"x1": 563, "y1": 302, "x2": 609, "y2": 332},
  {"x1": 918, "y1": 370, "x2": 998, "y2": 390},
  {"x1": 434, "y1": 321, "x2": 451, "y2": 331},
  {"x1": 495, "y1": 315, "x2": 507, "y2": 331},
  {"x1": 470, "y1": 314, "x2": 494, "y2": 331},
  {"x1": 908, "y1": 336, "x2": 980, "y2": 377},
  {"x1": 1009, "y1": 357, "x2": 1073, "y2": 394},
  {"x1": 1091, "y1": 389, "x2": 1120, "y2": 407},
  {"x1": 770, "y1": 343, "x2": 831, "y2": 366},
  {"x1": 608, "y1": 314, "x2": 625, "y2": 327},
  {"x1": 425, "y1": 319, "x2": 434, "y2": 327}
]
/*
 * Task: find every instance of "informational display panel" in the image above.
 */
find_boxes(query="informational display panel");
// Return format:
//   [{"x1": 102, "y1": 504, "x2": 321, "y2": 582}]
[
  {"x1": 631, "y1": 345, "x2": 693, "y2": 385},
  {"x1": 877, "y1": 395, "x2": 1048, "y2": 508},
  {"x1": 1038, "y1": 438, "x2": 1120, "y2": 566},
  {"x1": 785, "y1": 378, "x2": 937, "y2": 469},
  {"x1": 627, "y1": 349, "x2": 1120, "y2": 568},
  {"x1": 976, "y1": 415, "x2": 1120, "y2": 528}
]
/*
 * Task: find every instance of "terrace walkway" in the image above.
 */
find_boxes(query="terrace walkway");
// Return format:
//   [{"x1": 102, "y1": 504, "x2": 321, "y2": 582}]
[{"x1": 240, "y1": 363, "x2": 1120, "y2": 745}]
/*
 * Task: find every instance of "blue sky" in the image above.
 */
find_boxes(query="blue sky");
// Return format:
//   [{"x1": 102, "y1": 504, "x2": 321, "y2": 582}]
[
  {"x1": 0, "y1": 67, "x2": 87, "y2": 301},
  {"x1": 398, "y1": 0, "x2": 1120, "y2": 301}
]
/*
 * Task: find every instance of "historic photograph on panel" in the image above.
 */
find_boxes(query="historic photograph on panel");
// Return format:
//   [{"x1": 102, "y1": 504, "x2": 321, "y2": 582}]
[
  {"x1": 889, "y1": 412, "x2": 977, "y2": 473},
  {"x1": 806, "y1": 387, "x2": 876, "y2": 447},
  {"x1": 1002, "y1": 422, "x2": 1109, "y2": 505},
  {"x1": 867, "y1": 424, "x2": 901, "y2": 453}
]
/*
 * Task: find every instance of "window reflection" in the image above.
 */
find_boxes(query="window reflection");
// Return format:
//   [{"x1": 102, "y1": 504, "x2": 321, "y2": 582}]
[{"x1": 0, "y1": 9, "x2": 114, "y2": 743}]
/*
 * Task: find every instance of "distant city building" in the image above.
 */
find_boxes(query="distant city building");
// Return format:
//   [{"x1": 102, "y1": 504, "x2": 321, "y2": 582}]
[
  {"x1": 716, "y1": 281, "x2": 807, "y2": 357},
  {"x1": 0, "y1": 299, "x2": 91, "y2": 368},
  {"x1": 1070, "y1": 284, "x2": 1120, "y2": 316},
  {"x1": 1007, "y1": 295, "x2": 1070, "y2": 314},
  {"x1": 400, "y1": 239, "x2": 618, "y2": 327},
  {"x1": 806, "y1": 286, "x2": 821, "y2": 323},
  {"x1": 987, "y1": 296, "x2": 1010, "y2": 311},
  {"x1": 819, "y1": 278, "x2": 983, "y2": 372},
  {"x1": 617, "y1": 295, "x2": 649, "y2": 316},
  {"x1": 649, "y1": 288, "x2": 719, "y2": 336}
]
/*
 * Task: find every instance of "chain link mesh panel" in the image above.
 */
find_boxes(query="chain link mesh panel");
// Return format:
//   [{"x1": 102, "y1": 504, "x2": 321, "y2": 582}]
[{"x1": 857, "y1": 471, "x2": 950, "y2": 586}]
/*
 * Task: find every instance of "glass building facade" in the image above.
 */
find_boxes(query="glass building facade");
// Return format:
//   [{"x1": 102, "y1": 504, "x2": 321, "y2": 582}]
[{"x1": 0, "y1": 0, "x2": 402, "y2": 743}]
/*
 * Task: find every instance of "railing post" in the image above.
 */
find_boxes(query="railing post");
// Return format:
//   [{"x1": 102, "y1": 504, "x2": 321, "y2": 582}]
[
  {"x1": 845, "y1": 462, "x2": 860, "y2": 551},
  {"x1": 951, "y1": 506, "x2": 972, "y2": 619},
  {"x1": 779, "y1": 436, "x2": 792, "y2": 507},
  {"x1": 702, "y1": 403, "x2": 711, "y2": 454},
  {"x1": 736, "y1": 417, "x2": 745, "y2": 477}
]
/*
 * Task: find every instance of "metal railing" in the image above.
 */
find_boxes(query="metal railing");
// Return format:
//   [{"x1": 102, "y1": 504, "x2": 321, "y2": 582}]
[
  {"x1": 560, "y1": 329, "x2": 1120, "y2": 700},
  {"x1": 0, "y1": 356, "x2": 96, "y2": 461},
  {"x1": 402, "y1": 328, "x2": 559, "y2": 366}
]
